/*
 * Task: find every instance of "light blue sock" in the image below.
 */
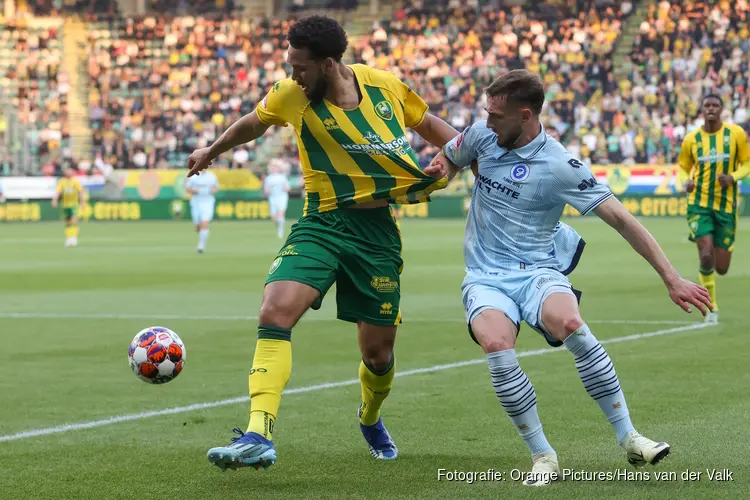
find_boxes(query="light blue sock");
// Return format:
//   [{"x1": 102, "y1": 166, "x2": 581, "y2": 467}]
[
  {"x1": 563, "y1": 325, "x2": 635, "y2": 443},
  {"x1": 488, "y1": 349, "x2": 554, "y2": 456}
]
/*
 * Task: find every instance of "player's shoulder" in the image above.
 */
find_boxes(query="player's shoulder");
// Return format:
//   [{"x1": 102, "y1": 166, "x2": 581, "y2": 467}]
[
  {"x1": 352, "y1": 64, "x2": 405, "y2": 95},
  {"x1": 726, "y1": 123, "x2": 748, "y2": 138},
  {"x1": 681, "y1": 128, "x2": 700, "y2": 143},
  {"x1": 538, "y1": 134, "x2": 579, "y2": 168},
  {"x1": 262, "y1": 78, "x2": 308, "y2": 105}
]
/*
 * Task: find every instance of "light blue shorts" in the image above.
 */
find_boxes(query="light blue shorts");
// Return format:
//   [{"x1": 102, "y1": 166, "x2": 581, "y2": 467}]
[
  {"x1": 269, "y1": 195, "x2": 289, "y2": 216},
  {"x1": 190, "y1": 200, "x2": 215, "y2": 225},
  {"x1": 462, "y1": 267, "x2": 579, "y2": 347}
]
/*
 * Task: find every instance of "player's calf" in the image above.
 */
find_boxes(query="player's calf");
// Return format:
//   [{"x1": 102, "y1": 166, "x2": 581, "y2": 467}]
[{"x1": 471, "y1": 309, "x2": 557, "y2": 484}]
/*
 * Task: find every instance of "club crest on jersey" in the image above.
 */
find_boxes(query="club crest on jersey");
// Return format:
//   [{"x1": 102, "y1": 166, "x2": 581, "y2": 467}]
[
  {"x1": 510, "y1": 163, "x2": 530, "y2": 182},
  {"x1": 375, "y1": 100, "x2": 394, "y2": 121}
]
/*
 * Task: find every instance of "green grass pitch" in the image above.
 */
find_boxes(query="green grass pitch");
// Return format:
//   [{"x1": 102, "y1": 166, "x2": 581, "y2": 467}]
[{"x1": 0, "y1": 217, "x2": 747, "y2": 499}]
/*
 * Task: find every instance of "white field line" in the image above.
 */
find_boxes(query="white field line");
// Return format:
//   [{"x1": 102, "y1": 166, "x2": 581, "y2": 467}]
[
  {"x1": 0, "y1": 311, "x2": 695, "y2": 326},
  {"x1": 0, "y1": 322, "x2": 714, "y2": 443}
]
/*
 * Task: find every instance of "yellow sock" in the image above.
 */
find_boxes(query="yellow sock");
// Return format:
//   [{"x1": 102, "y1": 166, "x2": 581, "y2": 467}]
[
  {"x1": 699, "y1": 269, "x2": 718, "y2": 312},
  {"x1": 247, "y1": 325, "x2": 292, "y2": 440},
  {"x1": 71, "y1": 224, "x2": 79, "y2": 239},
  {"x1": 358, "y1": 356, "x2": 395, "y2": 426},
  {"x1": 64, "y1": 225, "x2": 76, "y2": 239}
]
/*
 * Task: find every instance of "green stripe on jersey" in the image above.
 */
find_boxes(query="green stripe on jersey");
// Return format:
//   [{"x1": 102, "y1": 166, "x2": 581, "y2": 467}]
[
  {"x1": 695, "y1": 132, "x2": 704, "y2": 207},
  {"x1": 299, "y1": 121, "x2": 355, "y2": 208},
  {"x1": 707, "y1": 133, "x2": 717, "y2": 210},
  {"x1": 718, "y1": 127, "x2": 731, "y2": 212},
  {"x1": 310, "y1": 101, "x2": 396, "y2": 201},
  {"x1": 364, "y1": 85, "x2": 424, "y2": 169}
]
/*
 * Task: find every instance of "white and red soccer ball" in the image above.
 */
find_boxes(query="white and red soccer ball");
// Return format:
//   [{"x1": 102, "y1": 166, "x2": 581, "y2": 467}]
[{"x1": 128, "y1": 327, "x2": 186, "y2": 384}]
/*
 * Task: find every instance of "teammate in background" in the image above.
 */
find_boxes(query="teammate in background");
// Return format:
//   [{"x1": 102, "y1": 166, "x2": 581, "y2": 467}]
[
  {"x1": 0, "y1": 179, "x2": 5, "y2": 203},
  {"x1": 186, "y1": 15, "x2": 458, "y2": 472},
  {"x1": 51, "y1": 168, "x2": 85, "y2": 247},
  {"x1": 425, "y1": 70, "x2": 712, "y2": 487},
  {"x1": 678, "y1": 94, "x2": 750, "y2": 323},
  {"x1": 186, "y1": 169, "x2": 219, "y2": 253},
  {"x1": 264, "y1": 161, "x2": 290, "y2": 239}
]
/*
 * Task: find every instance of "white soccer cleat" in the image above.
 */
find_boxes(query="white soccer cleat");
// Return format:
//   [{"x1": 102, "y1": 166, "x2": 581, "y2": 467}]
[
  {"x1": 523, "y1": 452, "x2": 560, "y2": 487},
  {"x1": 704, "y1": 311, "x2": 719, "y2": 324},
  {"x1": 620, "y1": 430, "x2": 670, "y2": 467}
]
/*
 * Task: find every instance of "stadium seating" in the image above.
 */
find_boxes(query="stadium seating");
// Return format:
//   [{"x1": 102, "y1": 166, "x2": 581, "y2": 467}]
[{"x1": 0, "y1": 17, "x2": 69, "y2": 175}]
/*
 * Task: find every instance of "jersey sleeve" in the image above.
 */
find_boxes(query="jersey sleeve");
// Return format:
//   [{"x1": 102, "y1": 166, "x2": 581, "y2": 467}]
[
  {"x1": 442, "y1": 124, "x2": 480, "y2": 170},
  {"x1": 678, "y1": 134, "x2": 695, "y2": 178},
  {"x1": 731, "y1": 127, "x2": 750, "y2": 181},
  {"x1": 552, "y1": 154, "x2": 613, "y2": 215},
  {"x1": 255, "y1": 80, "x2": 306, "y2": 129},
  {"x1": 389, "y1": 77, "x2": 429, "y2": 128}
]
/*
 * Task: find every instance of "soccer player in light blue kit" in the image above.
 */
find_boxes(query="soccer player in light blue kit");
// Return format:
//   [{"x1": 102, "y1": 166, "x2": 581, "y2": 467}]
[
  {"x1": 263, "y1": 161, "x2": 290, "y2": 239},
  {"x1": 186, "y1": 170, "x2": 219, "y2": 253},
  {"x1": 425, "y1": 70, "x2": 712, "y2": 487}
]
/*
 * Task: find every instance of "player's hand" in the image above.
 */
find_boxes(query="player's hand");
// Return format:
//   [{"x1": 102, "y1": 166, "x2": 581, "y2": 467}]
[
  {"x1": 424, "y1": 152, "x2": 452, "y2": 180},
  {"x1": 51, "y1": 199, "x2": 57, "y2": 208},
  {"x1": 718, "y1": 174, "x2": 734, "y2": 189},
  {"x1": 187, "y1": 147, "x2": 214, "y2": 177},
  {"x1": 684, "y1": 179, "x2": 695, "y2": 193},
  {"x1": 666, "y1": 276, "x2": 712, "y2": 315}
]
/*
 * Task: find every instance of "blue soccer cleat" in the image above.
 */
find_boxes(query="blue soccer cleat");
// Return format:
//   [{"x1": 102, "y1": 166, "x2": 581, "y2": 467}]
[
  {"x1": 358, "y1": 407, "x2": 399, "y2": 460},
  {"x1": 207, "y1": 428, "x2": 277, "y2": 471}
]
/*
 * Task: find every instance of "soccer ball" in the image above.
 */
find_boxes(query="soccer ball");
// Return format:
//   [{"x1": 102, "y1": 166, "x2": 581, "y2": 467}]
[{"x1": 128, "y1": 326, "x2": 186, "y2": 384}]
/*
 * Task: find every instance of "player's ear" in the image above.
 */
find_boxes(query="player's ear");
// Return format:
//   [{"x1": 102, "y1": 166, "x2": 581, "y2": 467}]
[
  {"x1": 520, "y1": 107, "x2": 533, "y2": 123},
  {"x1": 322, "y1": 57, "x2": 336, "y2": 75}
]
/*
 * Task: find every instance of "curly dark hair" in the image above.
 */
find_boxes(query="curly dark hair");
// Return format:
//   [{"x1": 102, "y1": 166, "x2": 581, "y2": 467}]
[{"x1": 287, "y1": 15, "x2": 348, "y2": 62}]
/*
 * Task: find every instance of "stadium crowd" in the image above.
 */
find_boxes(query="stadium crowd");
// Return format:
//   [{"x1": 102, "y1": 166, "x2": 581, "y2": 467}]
[
  {"x1": 0, "y1": 16, "x2": 71, "y2": 176},
  {"x1": 1, "y1": 0, "x2": 748, "y2": 176}
]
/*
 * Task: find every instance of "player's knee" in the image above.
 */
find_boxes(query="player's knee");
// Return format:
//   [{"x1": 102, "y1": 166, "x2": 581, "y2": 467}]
[
  {"x1": 716, "y1": 264, "x2": 729, "y2": 275},
  {"x1": 699, "y1": 252, "x2": 714, "y2": 270},
  {"x1": 361, "y1": 348, "x2": 393, "y2": 370},
  {"x1": 258, "y1": 298, "x2": 300, "y2": 329},
  {"x1": 546, "y1": 314, "x2": 584, "y2": 341},
  {"x1": 480, "y1": 337, "x2": 515, "y2": 354}
]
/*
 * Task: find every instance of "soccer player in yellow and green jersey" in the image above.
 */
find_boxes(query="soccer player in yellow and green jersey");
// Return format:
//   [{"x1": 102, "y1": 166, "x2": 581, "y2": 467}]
[
  {"x1": 185, "y1": 15, "x2": 460, "y2": 472},
  {"x1": 52, "y1": 168, "x2": 86, "y2": 247},
  {"x1": 678, "y1": 94, "x2": 750, "y2": 322}
]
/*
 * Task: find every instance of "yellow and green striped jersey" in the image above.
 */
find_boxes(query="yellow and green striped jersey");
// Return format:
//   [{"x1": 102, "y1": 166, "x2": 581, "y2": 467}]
[
  {"x1": 56, "y1": 177, "x2": 83, "y2": 209},
  {"x1": 255, "y1": 64, "x2": 447, "y2": 215},
  {"x1": 678, "y1": 123, "x2": 750, "y2": 213}
]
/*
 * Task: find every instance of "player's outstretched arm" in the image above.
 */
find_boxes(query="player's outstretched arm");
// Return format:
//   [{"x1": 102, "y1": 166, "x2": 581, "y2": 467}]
[
  {"x1": 187, "y1": 112, "x2": 270, "y2": 177},
  {"x1": 593, "y1": 197, "x2": 712, "y2": 315},
  {"x1": 412, "y1": 113, "x2": 459, "y2": 148}
]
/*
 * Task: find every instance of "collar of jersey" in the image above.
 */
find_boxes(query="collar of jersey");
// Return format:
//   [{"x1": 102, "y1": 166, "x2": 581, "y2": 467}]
[{"x1": 494, "y1": 123, "x2": 547, "y2": 160}]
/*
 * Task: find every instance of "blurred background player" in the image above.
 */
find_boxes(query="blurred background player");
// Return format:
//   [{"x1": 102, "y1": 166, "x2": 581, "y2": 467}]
[
  {"x1": 264, "y1": 160, "x2": 290, "y2": 239},
  {"x1": 51, "y1": 168, "x2": 85, "y2": 247},
  {"x1": 679, "y1": 95, "x2": 750, "y2": 323},
  {"x1": 186, "y1": 170, "x2": 219, "y2": 253}
]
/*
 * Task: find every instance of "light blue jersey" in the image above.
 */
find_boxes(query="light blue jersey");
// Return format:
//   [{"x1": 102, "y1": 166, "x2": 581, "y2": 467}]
[
  {"x1": 264, "y1": 173, "x2": 289, "y2": 198},
  {"x1": 443, "y1": 122, "x2": 613, "y2": 346},
  {"x1": 264, "y1": 172, "x2": 289, "y2": 217},
  {"x1": 444, "y1": 122, "x2": 612, "y2": 274},
  {"x1": 187, "y1": 171, "x2": 218, "y2": 225},
  {"x1": 187, "y1": 171, "x2": 219, "y2": 202}
]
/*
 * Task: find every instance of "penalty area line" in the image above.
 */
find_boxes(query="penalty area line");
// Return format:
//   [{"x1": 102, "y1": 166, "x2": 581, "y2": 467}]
[{"x1": 0, "y1": 322, "x2": 714, "y2": 443}]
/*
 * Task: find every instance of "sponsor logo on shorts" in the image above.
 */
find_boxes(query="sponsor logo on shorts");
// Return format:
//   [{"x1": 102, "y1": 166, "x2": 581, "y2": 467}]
[
  {"x1": 268, "y1": 257, "x2": 282, "y2": 275},
  {"x1": 278, "y1": 244, "x2": 299, "y2": 257},
  {"x1": 371, "y1": 276, "x2": 398, "y2": 293},
  {"x1": 536, "y1": 275, "x2": 564, "y2": 289},
  {"x1": 466, "y1": 296, "x2": 475, "y2": 312},
  {"x1": 380, "y1": 302, "x2": 393, "y2": 315}
]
